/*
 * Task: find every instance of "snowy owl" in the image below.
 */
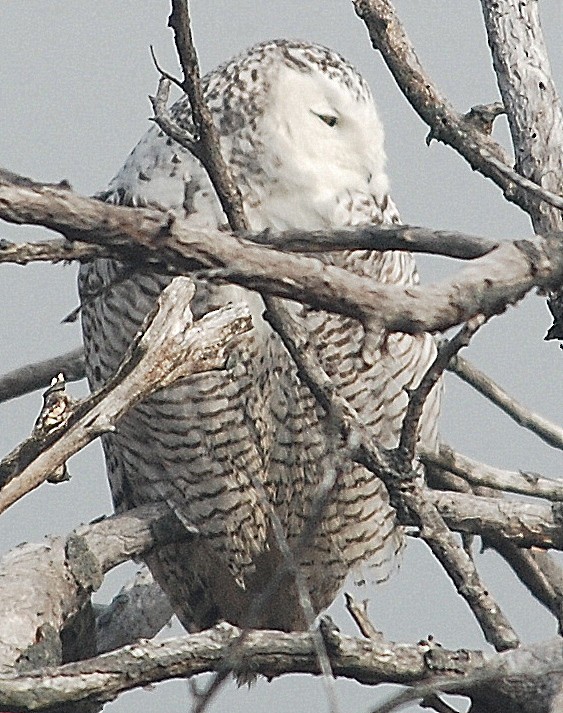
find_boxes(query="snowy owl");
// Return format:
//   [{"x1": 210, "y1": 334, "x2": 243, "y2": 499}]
[{"x1": 79, "y1": 40, "x2": 441, "y2": 632}]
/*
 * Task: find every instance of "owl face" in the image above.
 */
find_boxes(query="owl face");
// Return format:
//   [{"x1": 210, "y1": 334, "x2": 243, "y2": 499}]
[
  {"x1": 264, "y1": 62, "x2": 388, "y2": 196},
  {"x1": 215, "y1": 41, "x2": 390, "y2": 230}
]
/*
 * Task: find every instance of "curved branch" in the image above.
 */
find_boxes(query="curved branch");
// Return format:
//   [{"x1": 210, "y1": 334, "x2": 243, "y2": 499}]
[
  {"x1": 0, "y1": 172, "x2": 561, "y2": 335},
  {"x1": 0, "y1": 224, "x2": 499, "y2": 267}
]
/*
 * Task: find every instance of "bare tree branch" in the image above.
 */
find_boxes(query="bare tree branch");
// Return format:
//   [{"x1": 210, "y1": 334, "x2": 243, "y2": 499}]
[
  {"x1": 448, "y1": 355, "x2": 563, "y2": 451},
  {"x1": 0, "y1": 236, "x2": 109, "y2": 265},
  {"x1": 370, "y1": 637, "x2": 563, "y2": 713},
  {"x1": 0, "y1": 347, "x2": 85, "y2": 404},
  {"x1": 3, "y1": 623, "x2": 563, "y2": 713},
  {"x1": 0, "y1": 224, "x2": 500, "y2": 267},
  {"x1": 167, "y1": 1, "x2": 249, "y2": 232},
  {"x1": 161, "y1": 7, "x2": 345, "y2": 711},
  {"x1": 398, "y1": 315, "x2": 486, "y2": 461},
  {"x1": 0, "y1": 277, "x2": 251, "y2": 515},
  {"x1": 426, "y1": 447, "x2": 563, "y2": 627},
  {"x1": 353, "y1": 0, "x2": 563, "y2": 215},
  {"x1": 479, "y1": 0, "x2": 563, "y2": 233},
  {"x1": 0, "y1": 622, "x2": 485, "y2": 710},
  {"x1": 428, "y1": 489, "x2": 563, "y2": 551},
  {"x1": 480, "y1": 0, "x2": 563, "y2": 343},
  {"x1": 0, "y1": 172, "x2": 561, "y2": 335},
  {"x1": 263, "y1": 302, "x2": 520, "y2": 651},
  {"x1": 0, "y1": 501, "x2": 187, "y2": 672},
  {"x1": 423, "y1": 445, "x2": 563, "y2": 501}
]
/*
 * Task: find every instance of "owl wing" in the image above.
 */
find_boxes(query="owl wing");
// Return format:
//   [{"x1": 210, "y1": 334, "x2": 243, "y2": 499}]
[
  {"x1": 79, "y1": 125, "x2": 276, "y2": 601},
  {"x1": 268, "y1": 192, "x2": 441, "y2": 600}
]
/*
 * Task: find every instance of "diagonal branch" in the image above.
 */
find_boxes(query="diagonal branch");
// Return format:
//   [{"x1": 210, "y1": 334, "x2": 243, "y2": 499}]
[
  {"x1": 398, "y1": 315, "x2": 486, "y2": 461},
  {"x1": 353, "y1": 0, "x2": 563, "y2": 215},
  {"x1": 449, "y1": 353, "x2": 563, "y2": 452},
  {"x1": 161, "y1": 7, "x2": 341, "y2": 712},
  {"x1": 0, "y1": 277, "x2": 251, "y2": 515},
  {"x1": 423, "y1": 444, "x2": 563, "y2": 501},
  {"x1": 167, "y1": 1, "x2": 248, "y2": 232},
  {"x1": 264, "y1": 303, "x2": 520, "y2": 651}
]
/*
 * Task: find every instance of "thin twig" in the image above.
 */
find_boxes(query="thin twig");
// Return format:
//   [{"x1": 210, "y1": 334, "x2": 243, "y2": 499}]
[
  {"x1": 162, "y1": 5, "x2": 339, "y2": 712},
  {"x1": 420, "y1": 694, "x2": 461, "y2": 713},
  {"x1": 399, "y1": 315, "x2": 486, "y2": 461},
  {"x1": 150, "y1": 77, "x2": 198, "y2": 154},
  {"x1": 448, "y1": 355, "x2": 563, "y2": 451},
  {"x1": 168, "y1": 0, "x2": 248, "y2": 231},
  {"x1": 0, "y1": 347, "x2": 85, "y2": 404},
  {"x1": 344, "y1": 593, "x2": 383, "y2": 640},
  {"x1": 0, "y1": 237, "x2": 108, "y2": 265}
]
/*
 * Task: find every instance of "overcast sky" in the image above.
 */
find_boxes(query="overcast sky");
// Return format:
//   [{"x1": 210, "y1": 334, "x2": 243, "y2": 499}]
[{"x1": 0, "y1": 2, "x2": 561, "y2": 712}]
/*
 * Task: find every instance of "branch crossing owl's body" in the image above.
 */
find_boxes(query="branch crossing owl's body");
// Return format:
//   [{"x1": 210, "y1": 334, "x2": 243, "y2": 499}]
[{"x1": 80, "y1": 40, "x2": 441, "y2": 632}]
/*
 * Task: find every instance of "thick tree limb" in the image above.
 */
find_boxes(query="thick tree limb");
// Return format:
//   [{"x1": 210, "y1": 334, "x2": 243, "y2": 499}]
[
  {"x1": 94, "y1": 568, "x2": 173, "y2": 655},
  {"x1": 3, "y1": 625, "x2": 563, "y2": 713},
  {"x1": 0, "y1": 172, "x2": 561, "y2": 335},
  {"x1": 479, "y1": 0, "x2": 563, "y2": 350},
  {"x1": 0, "y1": 277, "x2": 251, "y2": 514},
  {"x1": 479, "y1": 0, "x2": 563, "y2": 234},
  {"x1": 0, "y1": 501, "x2": 186, "y2": 672},
  {"x1": 448, "y1": 355, "x2": 563, "y2": 451},
  {"x1": 0, "y1": 622, "x2": 485, "y2": 710},
  {"x1": 353, "y1": 0, "x2": 563, "y2": 215}
]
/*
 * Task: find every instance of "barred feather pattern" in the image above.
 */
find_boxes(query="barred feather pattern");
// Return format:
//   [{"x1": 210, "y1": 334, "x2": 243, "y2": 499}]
[{"x1": 79, "y1": 40, "x2": 441, "y2": 632}]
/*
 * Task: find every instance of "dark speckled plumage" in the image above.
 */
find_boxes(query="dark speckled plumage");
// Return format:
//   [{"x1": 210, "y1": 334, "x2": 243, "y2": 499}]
[{"x1": 79, "y1": 40, "x2": 441, "y2": 632}]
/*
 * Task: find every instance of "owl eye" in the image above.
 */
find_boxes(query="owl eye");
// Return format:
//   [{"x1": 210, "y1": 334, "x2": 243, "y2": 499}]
[{"x1": 312, "y1": 111, "x2": 338, "y2": 127}]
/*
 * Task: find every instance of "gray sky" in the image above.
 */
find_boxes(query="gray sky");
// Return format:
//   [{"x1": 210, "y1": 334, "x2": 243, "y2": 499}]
[{"x1": 0, "y1": 2, "x2": 561, "y2": 712}]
